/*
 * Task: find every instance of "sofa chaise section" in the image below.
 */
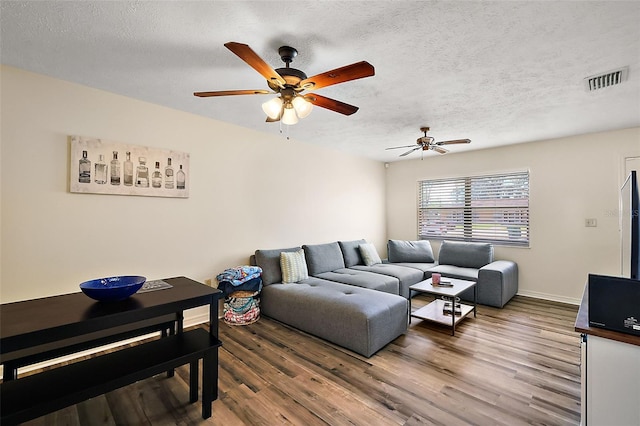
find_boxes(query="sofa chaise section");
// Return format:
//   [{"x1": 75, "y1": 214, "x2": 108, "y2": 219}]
[
  {"x1": 254, "y1": 247, "x2": 408, "y2": 357},
  {"x1": 260, "y1": 278, "x2": 408, "y2": 357}
]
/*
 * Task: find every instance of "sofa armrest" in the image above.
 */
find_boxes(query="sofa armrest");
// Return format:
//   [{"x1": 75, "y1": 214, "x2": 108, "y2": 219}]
[{"x1": 478, "y1": 260, "x2": 518, "y2": 308}]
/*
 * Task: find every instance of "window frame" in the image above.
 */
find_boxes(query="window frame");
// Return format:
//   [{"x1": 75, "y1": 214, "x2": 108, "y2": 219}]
[{"x1": 417, "y1": 171, "x2": 530, "y2": 247}]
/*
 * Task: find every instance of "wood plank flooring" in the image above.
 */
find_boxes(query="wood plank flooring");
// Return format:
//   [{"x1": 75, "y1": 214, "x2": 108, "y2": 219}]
[{"x1": 19, "y1": 295, "x2": 582, "y2": 425}]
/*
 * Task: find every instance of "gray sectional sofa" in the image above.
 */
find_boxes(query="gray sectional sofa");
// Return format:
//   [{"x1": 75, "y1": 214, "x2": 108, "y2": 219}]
[{"x1": 252, "y1": 239, "x2": 518, "y2": 357}]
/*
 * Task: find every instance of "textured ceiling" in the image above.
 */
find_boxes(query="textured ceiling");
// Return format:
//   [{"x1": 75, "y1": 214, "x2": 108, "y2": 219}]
[{"x1": 1, "y1": 1, "x2": 639, "y2": 162}]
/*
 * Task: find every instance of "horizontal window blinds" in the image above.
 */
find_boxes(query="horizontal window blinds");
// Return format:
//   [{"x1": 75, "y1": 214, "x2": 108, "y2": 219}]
[{"x1": 418, "y1": 171, "x2": 529, "y2": 246}]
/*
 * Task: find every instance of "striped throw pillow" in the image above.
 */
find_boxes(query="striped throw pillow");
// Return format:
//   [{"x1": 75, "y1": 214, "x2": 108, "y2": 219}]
[{"x1": 280, "y1": 249, "x2": 309, "y2": 283}]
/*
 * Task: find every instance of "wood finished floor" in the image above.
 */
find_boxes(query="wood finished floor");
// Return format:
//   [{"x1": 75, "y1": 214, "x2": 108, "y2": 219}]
[{"x1": 21, "y1": 295, "x2": 581, "y2": 426}]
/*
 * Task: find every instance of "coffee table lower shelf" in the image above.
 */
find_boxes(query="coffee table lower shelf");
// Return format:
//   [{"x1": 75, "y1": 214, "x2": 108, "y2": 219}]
[{"x1": 411, "y1": 299, "x2": 475, "y2": 335}]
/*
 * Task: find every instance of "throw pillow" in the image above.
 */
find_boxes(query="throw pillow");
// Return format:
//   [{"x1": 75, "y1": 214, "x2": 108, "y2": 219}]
[
  {"x1": 255, "y1": 247, "x2": 300, "y2": 285},
  {"x1": 359, "y1": 243, "x2": 382, "y2": 266},
  {"x1": 280, "y1": 249, "x2": 309, "y2": 283}
]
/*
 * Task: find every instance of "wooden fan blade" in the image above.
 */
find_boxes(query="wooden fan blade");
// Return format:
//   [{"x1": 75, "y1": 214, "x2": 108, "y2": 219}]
[
  {"x1": 266, "y1": 116, "x2": 280, "y2": 122},
  {"x1": 194, "y1": 89, "x2": 272, "y2": 97},
  {"x1": 400, "y1": 146, "x2": 422, "y2": 157},
  {"x1": 224, "y1": 42, "x2": 286, "y2": 88},
  {"x1": 303, "y1": 94, "x2": 359, "y2": 115},
  {"x1": 435, "y1": 138, "x2": 471, "y2": 145},
  {"x1": 432, "y1": 146, "x2": 449, "y2": 154},
  {"x1": 386, "y1": 144, "x2": 420, "y2": 150},
  {"x1": 299, "y1": 61, "x2": 374, "y2": 91}
]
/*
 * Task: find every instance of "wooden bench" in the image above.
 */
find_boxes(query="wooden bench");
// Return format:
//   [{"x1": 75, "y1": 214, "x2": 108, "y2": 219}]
[
  {"x1": 2, "y1": 314, "x2": 177, "y2": 381},
  {"x1": 1, "y1": 327, "x2": 221, "y2": 425}
]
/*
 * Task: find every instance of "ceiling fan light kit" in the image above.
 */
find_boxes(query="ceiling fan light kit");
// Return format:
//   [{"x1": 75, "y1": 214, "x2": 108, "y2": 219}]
[
  {"x1": 194, "y1": 42, "x2": 374, "y2": 126},
  {"x1": 281, "y1": 104, "x2": 299, "y2": 125},
  {"x1": 291, "y1": 96, "x2": 313, "y2": 118},
  {"x1": 262, "y1": 96, "x2": 283, "y2": 119}
]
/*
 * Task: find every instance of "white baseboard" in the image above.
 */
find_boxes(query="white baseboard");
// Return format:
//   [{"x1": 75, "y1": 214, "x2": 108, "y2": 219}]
[
  {"x1": 0, "y1": 307, "x2": 212, "y2": 378},
  {"x1": 517, "y1": 290, "x2": 581, "y2": 306}
]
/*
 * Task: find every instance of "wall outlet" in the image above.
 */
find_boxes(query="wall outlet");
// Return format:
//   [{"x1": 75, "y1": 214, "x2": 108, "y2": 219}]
[{"x1": 585, "y1": 218, "x2": 598, "y2": 227}]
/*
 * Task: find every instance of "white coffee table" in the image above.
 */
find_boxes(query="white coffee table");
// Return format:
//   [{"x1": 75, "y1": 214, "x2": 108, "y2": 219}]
[{"x1": 409, "y1": 277, "x2": 477, "y2": 336}]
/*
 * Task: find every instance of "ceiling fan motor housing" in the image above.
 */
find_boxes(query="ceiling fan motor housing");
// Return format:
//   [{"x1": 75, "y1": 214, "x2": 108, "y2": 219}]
[
  {"x1": 268, "y1": 46, "x2": 310, "y2": 91},
  {"x1": 270, "y1": 67, "x2": 308, "y2": 91}
]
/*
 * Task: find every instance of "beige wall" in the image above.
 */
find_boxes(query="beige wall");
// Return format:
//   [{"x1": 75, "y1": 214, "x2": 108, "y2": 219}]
[
  {"x1": 386, "y1": 127, "x2": 640, "y2": 303},
  {"x1": 2, "y1": 66, "x2": 638, "y2": 307},
  {"x1": 0, "y1": 66, "x2": 386, "y2": 303}
]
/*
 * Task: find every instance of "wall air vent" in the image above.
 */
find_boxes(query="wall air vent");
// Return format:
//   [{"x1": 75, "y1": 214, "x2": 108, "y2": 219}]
[{"x1": 584, "y1": 67, "x2": 628, "y2": 91}]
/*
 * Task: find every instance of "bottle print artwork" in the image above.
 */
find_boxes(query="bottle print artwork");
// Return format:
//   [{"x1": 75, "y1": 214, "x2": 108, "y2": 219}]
[
  {"x1": 151, "y1": 161, "x2": 162, "y2": 188},
  {"x1": 164, "y1": 158, "x2": 174, "y2": 189},
  {"x1": 123, "y1": 151, "x2": 133, "y2": 186},
  {"x1": 94, "y1": 154, "x2": 107, "y2": 184},
  {"x1": 71, "y1": 136, "x2": 189, "y2": 198},
  {"x1": 135, "y1": 157, "x2": 149, "y2": 187},
  {"x1": 110, "y1": 151, "x2": 121, "y2": 185},
  {"x1": 79, "y1": 150, "x2": 91, "y2": 183},
  {"x1": 176, "y1": 164, "x2": 186, "y2": 189}
]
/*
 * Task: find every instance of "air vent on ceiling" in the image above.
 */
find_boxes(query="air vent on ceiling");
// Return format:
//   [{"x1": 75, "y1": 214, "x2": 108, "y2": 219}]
[{"x1": 584, "y1": 67, "x2": 628, "y2": 91}]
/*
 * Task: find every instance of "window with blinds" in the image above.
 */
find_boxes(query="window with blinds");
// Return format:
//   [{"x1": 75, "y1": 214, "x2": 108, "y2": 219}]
[{"x1": 418, "y1": 171, "x2": 529, "y2": 246}]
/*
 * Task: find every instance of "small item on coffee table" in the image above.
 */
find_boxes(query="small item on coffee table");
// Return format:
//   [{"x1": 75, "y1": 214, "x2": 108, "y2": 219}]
[
  {"x1": 432, "y1": 273, "x2": 455, "y2": 287},
  {"x1": 442, "y1": 296, "x2": 462, "y2": 315},
  {"x1": 443, "y1": 306, "x2": 462, "y2": 316}
]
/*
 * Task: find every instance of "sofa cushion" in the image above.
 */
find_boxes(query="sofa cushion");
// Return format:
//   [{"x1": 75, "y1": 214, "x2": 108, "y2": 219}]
[
  {"x1": 314, "y1": 268, "x2": 399, "y2": 294},
  {"x1": 255, "y1": 247, "x2": 301, "y2": 285},
  {"x1": 387, "y1": 239, "x2": 435, "y2": 263},
  {"x1": 303, "y1": 242, "x2": 346, "y2": 275},
  {"x1": 438, "y1": 240, "x2": 493, "y2": 268},
  {"x1": 349, "y1": 263, "x2": 424, "y2": 299},
  {"x1": 428, "y1": 264, "x2": 479, "y2": 281},
  {"x1": 388, "y1": 262, "x2": 438, "y2": 279},
  {"x1": 338, "y1": 239, "x2": 366, "y2": 267},
  {"x1": 280, "y1": 249, "x2": 309, "y2": 283},
  {"x1": 359, "y1": 243, "x2": 382, "y2": 266}
]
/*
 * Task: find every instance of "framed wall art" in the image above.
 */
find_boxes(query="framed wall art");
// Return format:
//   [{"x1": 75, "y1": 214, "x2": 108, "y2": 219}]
[{"x1": 69, "y1": 135, "x2": 190, "y2": 198}]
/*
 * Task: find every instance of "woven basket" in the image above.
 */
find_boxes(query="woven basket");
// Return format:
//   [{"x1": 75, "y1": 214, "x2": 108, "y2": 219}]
[{"x1": 223, "y1": 290, "x2": 260, "y2": 326}]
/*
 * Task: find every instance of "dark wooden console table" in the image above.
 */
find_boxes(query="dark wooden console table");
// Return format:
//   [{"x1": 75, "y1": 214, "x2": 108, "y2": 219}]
[{"x1": 0, "y1": 276, "x2": 222, "y2": 425}]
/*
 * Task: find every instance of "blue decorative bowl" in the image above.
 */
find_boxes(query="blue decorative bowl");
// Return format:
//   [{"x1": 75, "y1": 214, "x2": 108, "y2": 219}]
[{"x1": 80, "y1": 275, "x2": 146, "y2": 302}]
